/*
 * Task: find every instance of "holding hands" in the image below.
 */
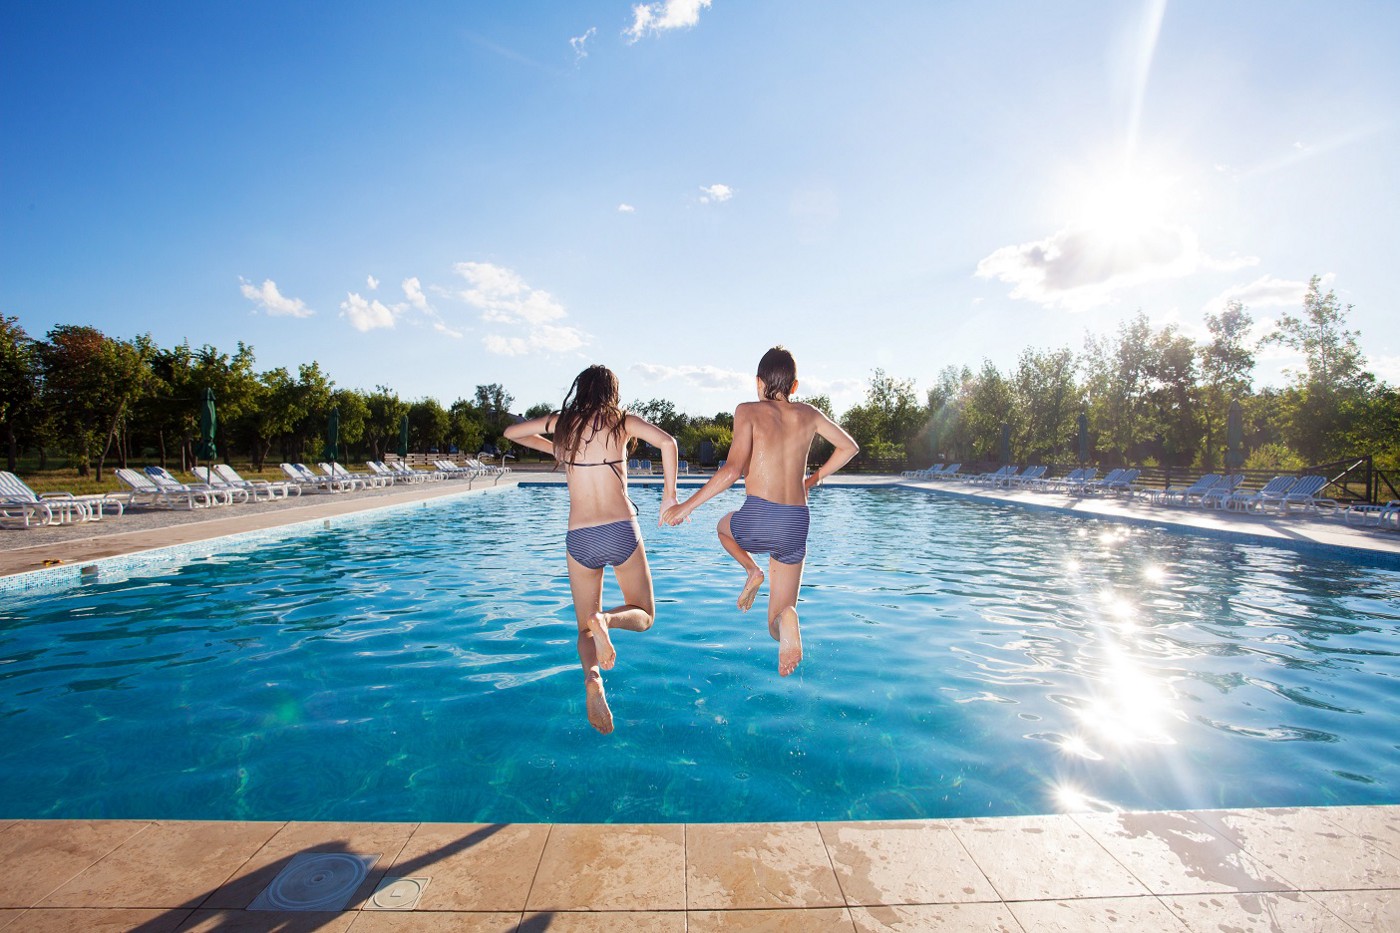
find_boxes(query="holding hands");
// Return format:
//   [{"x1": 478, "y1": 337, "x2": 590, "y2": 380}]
[
  {"x1": 662, "y1": 498, "x2": 693, "y2": 526},
  {"x1": 659, "y1": 494, "x2": 680, "y2": 527}
]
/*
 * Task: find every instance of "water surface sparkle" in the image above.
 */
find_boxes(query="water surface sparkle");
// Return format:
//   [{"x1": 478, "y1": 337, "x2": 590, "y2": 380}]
[{"x1": 1, "y1": 485, "x2": 1397, "y2": 822}]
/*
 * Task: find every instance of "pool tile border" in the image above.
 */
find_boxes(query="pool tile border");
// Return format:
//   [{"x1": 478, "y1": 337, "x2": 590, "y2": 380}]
[{"x1": 0, "y1": 482, "x2": 516, "y2": 598}]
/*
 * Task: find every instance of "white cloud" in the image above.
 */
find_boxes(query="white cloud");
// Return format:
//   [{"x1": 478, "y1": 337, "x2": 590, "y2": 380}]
[
  {"x1": 1202, "y1": 274, "x2": 1311, "y2": 315},
  {"x1": 403, "y1": 276, "x2": 430, "y2": 310},
  {"x1": 366, "y1": 274, "x2": 380, "y2": 290},
  {"x1": 625, "y1": 0, "x2": 711, "y2": 42},
  {"x1": 976, "y1": 223, "x2": 1256, "y2": 311},
  {"x1": 239, "y1": 277, "x2": 314, "y2": 318},
  {"x1": 699, "y1": 183, "x2": 733, "y2": 204},
  {"x1": 570, "y1": 26, "x2": 596, "y2": 61},
  {"x1": 340, "y1": 292, "x2": 402, "y2": 332},
  {"x1": 617, "y1": 203, "x2": 636, "y2": 213},
  {"x1": 632, "y1": 362, "x2": 752, "y2": 392},
  {"x1": 454, "y1": 261, "x2": 590, "y2": 356}
]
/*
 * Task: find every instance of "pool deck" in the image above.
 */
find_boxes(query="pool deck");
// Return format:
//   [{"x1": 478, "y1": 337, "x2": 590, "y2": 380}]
[{"x1": 4, "y1": 474, "x2": 1399, "y2": 930}]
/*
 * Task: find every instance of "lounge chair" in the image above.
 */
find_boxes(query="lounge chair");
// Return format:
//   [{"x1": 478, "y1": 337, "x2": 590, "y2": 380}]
[
  {"x1": 1223, "y1": 475, "x2": 1297, "y2": 512},
  {"x1": 932, "y1": 463, "x2": 962, "y2": 481},
  {"x1": 1196, "y1": 474, "x2": 1244, "y2": 509},
  {"x1": 1001, "y1": 465, "x2": 1047, "y2": 488},
  {"x1": 280, "y1": 463, "x2": 345, "y2": 492},
  {"x1": 678, "y1": 460, "x2": 691, "y2": 475},
  {"x1": 434, "y1": 459, "x2": 477, "y2": 479},
  {"x1": 468, "y1": 457, "x2": 510, "y2": 475},
  {"x1": 970, "y1": 465, "x2": 1016, "y2": 486},
  {"x1": 0, "y1": 470, "x2": 107, "y2": 527},
  {"x1": 1037, "y1": 467, "x2": 1095, "y2": 493},
  {"x1": 392, "y1": 460, "x2": 445, "y2": 481},
  {"x1": 327, "y1": 461, "x2": 388, "y2": 488},
  {"x1": 117, "y1": 467, "x2": 206, "y2": 509},
  {"x1": 1280, "y1": 475, "x2": 1338, "y2": 512},
  {"x1": 1082, "y1": 468, "x2": 1139, "y2": 496},
  {"x1": 1345, "y1": 500, "x2": 1400, "y2": 529},
  {"x1": 146, "y1": 465, "x2": 240, "y2": 505},
  {"x1": 209, "y1": 464, "x2": 300, "y2": 500},
  {"x1": 1148, "y1": 473, "x2": 1220, "y2": 506},
  {"x1": 318, "y1": 463, "x2": 370, "y2": 490}
]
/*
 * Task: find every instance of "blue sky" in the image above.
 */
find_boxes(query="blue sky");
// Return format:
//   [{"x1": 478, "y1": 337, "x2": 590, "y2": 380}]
[{"x1": 3, "y1": 1, "x2": 1396, "y2": 416}]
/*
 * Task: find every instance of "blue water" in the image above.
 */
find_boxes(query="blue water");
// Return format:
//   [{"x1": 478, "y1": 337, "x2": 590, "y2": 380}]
[{"x1": 1, "y1": 485, "x2": 1398, "y2": 823}]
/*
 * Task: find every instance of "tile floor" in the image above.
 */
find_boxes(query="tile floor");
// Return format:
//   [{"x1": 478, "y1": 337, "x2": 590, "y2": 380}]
[
  {"x1": 1, "y1": 806, "x2": 1396, "y2": 931},
  {"x1": 4, "y1": 480, "x2": 1398, "y2": 930}
]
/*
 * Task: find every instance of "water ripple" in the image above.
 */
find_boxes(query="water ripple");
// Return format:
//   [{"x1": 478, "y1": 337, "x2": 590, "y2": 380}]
[{"x1": 1, "y1": 485, "x2": 1398, "y2": 822}]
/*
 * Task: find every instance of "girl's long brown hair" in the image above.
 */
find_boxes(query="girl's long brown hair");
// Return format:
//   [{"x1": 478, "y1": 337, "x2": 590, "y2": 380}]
[{"x1": 552, "y1": 365, "x2": 630, "y2": 463}]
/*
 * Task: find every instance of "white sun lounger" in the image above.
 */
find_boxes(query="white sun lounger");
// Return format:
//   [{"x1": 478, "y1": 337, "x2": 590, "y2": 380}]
[
  {"x1": 0, "y1": 470, "x2": 122, "y2": 527},
  {"x1": 213, "y1": 464, "x2": 300, "y2": 499},
  {"x1": 1223, "y1": 475, "x2": 1297, "y2": 512}
]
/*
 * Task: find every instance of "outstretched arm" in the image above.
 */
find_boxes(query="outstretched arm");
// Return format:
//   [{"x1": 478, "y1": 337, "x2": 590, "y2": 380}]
[
  {"x1": 804, "y1": 411, "x2": 859, "y2": 491},
  {"x1": 662, "y1": 406, "x2": 752, "y2": 524},
  {"x1": 626, "y1": 414, "x2": 680, "y2": 525},
  {"x1": 503, "y1": 415, "x2": 557, "y2": 458}
]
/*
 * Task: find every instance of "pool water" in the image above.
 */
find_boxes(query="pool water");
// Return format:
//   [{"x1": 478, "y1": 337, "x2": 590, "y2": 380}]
[{"x1": 1, "y1": 485, "x2": 1398, "y2": 823}]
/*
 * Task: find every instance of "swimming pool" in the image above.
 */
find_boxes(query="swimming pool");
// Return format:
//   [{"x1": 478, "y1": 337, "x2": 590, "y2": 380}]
[{"x1": 1, "y1": 485, "x2": 1397, "y2": 823}]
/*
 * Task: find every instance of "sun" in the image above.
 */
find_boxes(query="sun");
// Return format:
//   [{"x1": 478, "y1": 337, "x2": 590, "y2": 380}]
[{"x1": 1077, "y1": 169, "x2": 1175, "y2": 240}]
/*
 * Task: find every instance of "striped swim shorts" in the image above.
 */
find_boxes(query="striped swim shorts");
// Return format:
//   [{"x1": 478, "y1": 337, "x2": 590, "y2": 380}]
[
  {"x1": 566, "y1": 519, "x2": 641, "y2": 569},
  {"x1": 729, "y1": 495, "x2": 810, "y2": 565}
]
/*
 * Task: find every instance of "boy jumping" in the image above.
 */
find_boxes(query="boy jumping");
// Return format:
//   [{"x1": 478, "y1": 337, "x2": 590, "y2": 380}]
[{"x1": 662, "y1": 346, "x2": 859, "y2": 676}]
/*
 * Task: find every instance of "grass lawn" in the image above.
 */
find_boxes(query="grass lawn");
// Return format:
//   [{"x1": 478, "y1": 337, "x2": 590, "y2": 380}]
[{"x1": 12, "y1": 464, "x2": 293, "y2": 496}]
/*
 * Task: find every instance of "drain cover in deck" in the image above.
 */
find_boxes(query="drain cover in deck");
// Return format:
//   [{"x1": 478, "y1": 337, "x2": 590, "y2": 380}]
[
  {"x1": 249, "y1": 851, "x2": 380, "y2": 911},
  {"x1": 364, "y1": 876, "x2": 430, "y2": 910}
]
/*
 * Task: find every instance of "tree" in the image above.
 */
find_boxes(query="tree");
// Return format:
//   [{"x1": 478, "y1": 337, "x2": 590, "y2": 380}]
[
  {"x1": 839, "y1": 369, "x2": 922, "y2": 460},
  {"x1": 331, "y1": 388, "x2": 369, "y2": 460},
  {"x1": 0, "y1": 316, "x2": 40, "y2": 471},
  {"x1": 1264, "y1": 275, "x2": 1373, "y2": 462},
  {"x1": 1145, "y1": 325, "x2": 1199, "y2": 467},
  {"x1": 363, "y1": 386, "x2": 409, "y2": 461},
  {"x1": 448, "y1": 399, "x2": 486, "y2": 456},
  {"x1": 629, "y1": 398, "x2": 687, "y2": 436},
  {"x1": 524, "y1": 402, "x2": 553, "y2": 419},
  {"x1": 1011, "y1": 347, "x2": 1078, "y2": 461},
  {"x1": 961, "y1": 360, "x2": 1014, "y2": 460},
  {"x1": 919, "y1": 365, "x2": 972, "y2": 462},
  {"x1": 1081, "y1": 313, "x2": 1154, "y2": 465},
  {"x1": 36, "y1": 325, "x2": 153, "y2": 479},
  {"x1": 408, "y1": 398, "x2": 451, "y2": 452},
  {"x1": 1199, "y1": 300, "x2": 1255, "y2": 469}
]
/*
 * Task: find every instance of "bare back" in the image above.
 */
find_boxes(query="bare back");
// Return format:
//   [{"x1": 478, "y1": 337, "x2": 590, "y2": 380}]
[
  {"x1": 732, "y1": 400, "x2": 828, "y2": 505},
  {"x1": 556, "y1": 414, "x2": 636, "y2": 529},
  {"x1": 505, "y1": 411, "x2": 677, "y2": 530}
]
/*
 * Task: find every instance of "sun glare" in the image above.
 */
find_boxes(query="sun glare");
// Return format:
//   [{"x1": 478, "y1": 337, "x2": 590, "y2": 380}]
[{"x1": 1076, "y1": 170, "x2": 1176, "y2": 240}]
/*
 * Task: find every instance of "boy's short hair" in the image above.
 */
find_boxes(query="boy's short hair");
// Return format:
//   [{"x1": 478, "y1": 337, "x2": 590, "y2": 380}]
[{"x1": 757, "y1": 346, "x2": 797, "y2": 400}]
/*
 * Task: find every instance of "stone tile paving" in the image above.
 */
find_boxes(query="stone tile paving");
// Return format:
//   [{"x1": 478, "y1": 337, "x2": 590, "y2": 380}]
[{"x1": 0, "y1": 807, "x2": 1396, "y2": 931}]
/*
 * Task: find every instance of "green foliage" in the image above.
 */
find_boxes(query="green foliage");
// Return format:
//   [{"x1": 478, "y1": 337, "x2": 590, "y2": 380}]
[
  {"x1": 839, "y1": 369, "x2": 923, "y2": 459},
  {"x1": 629, "y1": 398, "x2": 688, "y2": 436},
  {"x1": 0, "y1": 315, "x2": 41, "y2": 470},
  {"x1": 4, "y1": 274, "x2": 1396, "y2": 481},
  {"x1": 524, "y1": 402, "x2": 553, "y2": 419},
  {"x1": 1244, "y1": 442, "x2": 1305, "y2": 472},
  {"x1": 363, "y1": 386, "x2": 409, "y2": 460},
  {"x1": 1264, "y1": 276, "x2": 1373, "y2": 462},
  {"x1": 408, "y1": 398, "x2": 451, "y2": 452}
]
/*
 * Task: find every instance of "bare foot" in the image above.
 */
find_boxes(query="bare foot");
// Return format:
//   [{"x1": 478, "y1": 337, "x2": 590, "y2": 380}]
[
  {"x1": 777, "y1": 608, "x2": 802, "y2": 677},
  {"x1": 586, "y1": 678, "x2": 614, "y2": 734},
  {"x1": 587, "y1": 612, "x2": 616, "y2": 670},
  {"x1": 737, "y1": 568, "x2": 764, "y2": 612}
]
